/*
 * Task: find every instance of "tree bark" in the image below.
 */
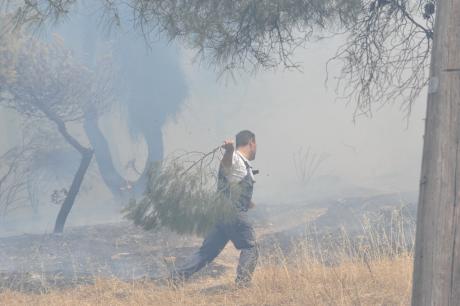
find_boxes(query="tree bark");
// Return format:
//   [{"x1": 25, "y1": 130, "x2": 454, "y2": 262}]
[
  {"x1": 84, "y1": 111, "x2": 125, "y2": 195},
  {"x1": 83, "y1": 111, "x2": 164, "y2": 198},
  {"x1": 33, "y1": 101, "x2": 94, "y2": 233},
  {"x1": 412, "y1": 0, "x2": 460, "y2": 304},
  {"x1": 53, "y1": 149, "x2": 93, "y2": 233}
]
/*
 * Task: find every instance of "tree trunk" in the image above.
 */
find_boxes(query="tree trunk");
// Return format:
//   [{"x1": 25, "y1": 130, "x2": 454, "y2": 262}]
[
  {"x1": 83, "y1": 111, "x2": 164, "y2": 198},
  {"x1": 34, "y1": 101, "x2": 95, "y2": 233},
  {"x1": 412, "y1": 0, "x2": 460, "y2": 304},
  {"x1": 54, "y1": 149, "x2": 93, "y2": 233},
  {"x1": 131, "y1": 129, "x2": 163, "y2": 195},
  {"x1": 84, "y1": 111, "x2": 125, "y2": 195}
]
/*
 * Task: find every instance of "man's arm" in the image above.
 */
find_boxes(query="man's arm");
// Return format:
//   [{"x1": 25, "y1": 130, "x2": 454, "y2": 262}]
[{"x1": 221, "y1": 140, "x2": 235, "y2": 169}]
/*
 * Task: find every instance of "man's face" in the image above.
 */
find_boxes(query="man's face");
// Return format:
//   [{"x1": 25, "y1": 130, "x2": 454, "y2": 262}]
[{"x1": 248, "y1": 138, "x2": 257, "y2": 161}]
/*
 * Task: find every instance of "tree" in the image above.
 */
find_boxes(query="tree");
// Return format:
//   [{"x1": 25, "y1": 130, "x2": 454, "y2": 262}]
[
  {"x1": 1, "y1": 3, "x2": 188, "y2": 199},
  {"x1": 0, "y1": 27, "x2": 112, "y2": 233},
  {"x1": 2, "y1": 0, "x2": 435, "y2": 111},
  {"x1": 0, "y1": 142, "x2": 32, "y2": 216},
  {"x1": 131, "y1": 0, "x2": 435, "y2": 116},
  {"x1": 0, "y1": 121, "x2": 71, "y2": 216},
  {"x1": 82, "y1": 31, "x2": 186, "y2": 198},
  {"x1": 331, "y1": 0, "x2": 435, "y2": 116}
]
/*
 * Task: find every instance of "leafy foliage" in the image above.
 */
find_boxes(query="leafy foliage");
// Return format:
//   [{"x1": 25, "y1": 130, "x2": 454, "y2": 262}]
[
  {"x1": 0, "y1": 122, "x2": 62, "y2": 215},
  {"x1": 330, "y1": 0, "x2": 435, "y2": 117},
  {"x1": 0, "y1": 29, "x2": 111, "y2": 122},
  {"x1": 2, "y1": 0, "x2": 436, "y2": 114},
  {"x1": 124, "y1": 150, "x2": 239, "y2": 236},
  {"x1": 130, "y1": 0, "x2": 361, "y2": 71},
  {"x1": 2, "y1": 1, "x2": 361, "y2": 71}
]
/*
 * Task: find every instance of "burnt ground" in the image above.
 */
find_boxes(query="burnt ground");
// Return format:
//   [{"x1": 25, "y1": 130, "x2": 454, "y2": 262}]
[{"x1": 0, "y1": 192, "x2": 417, "y2": 293}]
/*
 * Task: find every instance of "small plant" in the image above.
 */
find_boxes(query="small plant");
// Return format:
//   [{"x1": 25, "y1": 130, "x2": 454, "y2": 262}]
[{"x1": 292, "y1": 146, "x2": 329, "y2": 186}]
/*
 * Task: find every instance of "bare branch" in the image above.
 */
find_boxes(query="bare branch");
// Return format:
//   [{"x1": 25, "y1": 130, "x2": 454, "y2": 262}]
[{"x1": 329, "y1": 0, "x2": 434, "y2": 117}]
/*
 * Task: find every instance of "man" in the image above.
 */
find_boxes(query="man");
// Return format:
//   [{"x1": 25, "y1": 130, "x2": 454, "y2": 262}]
[{"x1": 171, "y1": 130, "x2": 259, "y2": 288}]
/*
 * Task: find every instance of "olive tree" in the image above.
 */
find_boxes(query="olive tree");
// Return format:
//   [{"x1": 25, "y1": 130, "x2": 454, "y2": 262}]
[{"x1": 0, "y1": 26, "x2": 112, "y2": 232}]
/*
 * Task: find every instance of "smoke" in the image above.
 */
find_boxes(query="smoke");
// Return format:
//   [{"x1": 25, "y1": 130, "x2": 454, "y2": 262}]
[
  {"x1": 0, "y1": 1, "x2": 188, "y2": 235},
  {"x1": 0, "y1": 7, "x2": 426, "y2": 236},
  {"x1": 164, "y1": 37, "x2": 426, "y2": 205}
]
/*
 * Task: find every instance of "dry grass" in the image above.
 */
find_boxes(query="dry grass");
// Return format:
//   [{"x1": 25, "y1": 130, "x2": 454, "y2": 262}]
[
  {"x1": 0, "y1": 252, "x2": 413, "y2": 306},
  {"x1": 0, "y1": 204, "x2": 416, "y2": 305}
]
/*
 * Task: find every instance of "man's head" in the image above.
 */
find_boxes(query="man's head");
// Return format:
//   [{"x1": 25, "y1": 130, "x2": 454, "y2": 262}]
[{"x1": 236, "y1": 130, "x2": 256, "y2": 161}]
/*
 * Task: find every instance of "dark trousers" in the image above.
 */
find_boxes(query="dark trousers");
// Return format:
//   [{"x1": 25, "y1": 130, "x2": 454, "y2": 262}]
[{"x1": 173, "y1": 212, "x2": 258, "y2": 286}]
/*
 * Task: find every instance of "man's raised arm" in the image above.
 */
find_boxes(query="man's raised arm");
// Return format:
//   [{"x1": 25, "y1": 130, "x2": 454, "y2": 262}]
[{"x1": 221, "y1": 140, "x2": 234, "y2": 169}]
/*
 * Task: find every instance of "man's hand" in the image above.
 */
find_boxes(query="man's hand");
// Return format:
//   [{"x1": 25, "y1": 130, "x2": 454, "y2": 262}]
[
  {"x1": 221, "y1": 139, "x2": 235, "y2": 169},
  {"x1": 221, "y1": 140, "x2": 235, "y2": 152}
]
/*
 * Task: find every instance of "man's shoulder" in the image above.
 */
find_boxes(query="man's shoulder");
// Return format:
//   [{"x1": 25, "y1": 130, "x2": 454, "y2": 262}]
[
  {"x1": 220, "y1": 151, "x2": 246, "y2": 178},
  {"x1": 233, "y1": 151, "x2": 248, "y2": 168}
]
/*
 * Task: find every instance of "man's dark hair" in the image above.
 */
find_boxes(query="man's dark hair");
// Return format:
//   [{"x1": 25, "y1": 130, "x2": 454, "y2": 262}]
[{"x1": 235, "y1": 130, "x2": 255, "y2": 148}]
